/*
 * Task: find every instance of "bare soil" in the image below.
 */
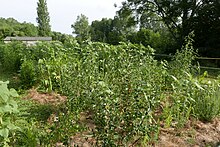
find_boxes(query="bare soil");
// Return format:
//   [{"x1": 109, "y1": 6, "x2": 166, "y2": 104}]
[
  {"x1": 67, "y1": 117, "x2": 220, "y2": 147},
  {"x1": 24, "y1": 89, "x2": 220, "y2": 147},
  {"x1": 23, "y1": 88, "x2": 67, "y2": 105},
  {"x1": 157, "y1": 118, "x2": 220, "y2": 147}
]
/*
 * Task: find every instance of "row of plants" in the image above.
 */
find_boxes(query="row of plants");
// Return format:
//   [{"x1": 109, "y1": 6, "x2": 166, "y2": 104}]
[{"x1": 0, "y1": 35, "x2": 220, "y2": 146}]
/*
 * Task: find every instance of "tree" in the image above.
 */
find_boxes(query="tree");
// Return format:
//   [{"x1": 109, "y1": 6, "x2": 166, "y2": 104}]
[
  {"x1": 90, "y1": 13, "x2": 136, "y2": 45},
  {"x1": 0, "y1": 18, "x2": 38, "y2": 39},
  {"x1": 71, "y1": 14, "x2": 91, "y2": 42},
  {"x1": 20, "y1": 22, "x2": 38, "y2": 36},
  {"x1": 91, "y1": 18, "x2": 112, "y2": 43},
  {"x1": 36, "y1": 0, "x2": 51, "y2": 36},
  {"x1": 193, "y1": 1, "x2": 220, "y2": 51},
  {"x1": 119, "y1": 0, "x2": 220, "y2": 49}
]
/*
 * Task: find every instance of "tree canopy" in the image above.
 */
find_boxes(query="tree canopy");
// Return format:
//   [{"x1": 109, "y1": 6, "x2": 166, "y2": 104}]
[
  {"x1": 71, "y1": 14, "x2": 91, "y2": 43},
  {"x1": 118, "y1": 0, "x2": 220, "y2": 51},
  {"x1": 0, "y1": 18, "x2": 38, "y2": 40},
  {"x1": 36, "y1": 0, "x2": 51, "y2": 36}
]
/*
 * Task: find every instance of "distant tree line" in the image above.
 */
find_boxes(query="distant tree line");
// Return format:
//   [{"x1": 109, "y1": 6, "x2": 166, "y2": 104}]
[
  {"x1": 0, "y1": 17, "x2": 73, "y2": 43},
  {"x1": 117, "y1": 0, "x2": 220, "y2": 56},
  {"x1": 0, "y1": 18, "x2": 38, "y2": 40},
  {"x1": 71, "y1": 13, "x2": 176, "y2": 54},
  {"x1": 72, "y1": 0, "x2": 220, "y2": 56},
  {"x1": 0, "y1": 0, "x2": 219, "y2": 57}
]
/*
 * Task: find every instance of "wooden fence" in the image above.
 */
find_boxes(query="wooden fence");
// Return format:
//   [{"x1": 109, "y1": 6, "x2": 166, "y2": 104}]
[{"x1": 154, "y1": 53, "x2": 220, "y2": 71}]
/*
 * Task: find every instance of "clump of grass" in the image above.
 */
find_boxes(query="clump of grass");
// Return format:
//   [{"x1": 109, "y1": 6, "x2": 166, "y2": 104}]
[{"x1": 193, "y1": 79, "x2": 220, "y2": 122}]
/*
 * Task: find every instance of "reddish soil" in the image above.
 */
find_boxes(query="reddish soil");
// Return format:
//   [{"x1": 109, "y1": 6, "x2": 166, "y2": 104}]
[
  {"x1": 157, "y1": 118, "x2": 220, "y2": 147},
  {"x1": 23, "y1": 88, "x2": 67, "y2": 105}
]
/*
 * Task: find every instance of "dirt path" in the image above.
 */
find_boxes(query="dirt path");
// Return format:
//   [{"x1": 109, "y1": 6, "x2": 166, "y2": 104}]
[{"x1": 157, "y1": 118, "x2": 220, "y2": 147}]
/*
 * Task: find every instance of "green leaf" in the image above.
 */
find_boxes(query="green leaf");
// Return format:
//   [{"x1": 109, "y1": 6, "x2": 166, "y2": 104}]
[
  {"x1": 170, "y1": 75, "x2": 179, "y2": 83},
  {"x1": 0, "y1": 93, "x2": 9, "y2": 103},
  {"x1": 2, "y1": 105, "x2": 13, "y2": 113},
  {"x1": 8, "y1": 99, "x2": 18, "y2": 109},
  {"x1": 0, "y1": 108, "x2": 3, "y2": 113},
  {"x1": 38, "y1": 59, "x2": 44, "y2": 64},
  {"x1": 0, "y1": 128, "x2": 9, "y2": 138},
  {"x1": 194, "y1": 82, "x2": 204, "y2": 90},
  {"x1": 9, "y1": 89, "x2": 19, "y2": 97},
  {"x1": 0, "y1": 81, "x2": 9, "y2": 85},
  {"x1": 7, "y1": 123, "x2": 19, "y2": 130},
  {"x1": 0, "y1": 117, "x2": 2, "y2": 124},
  {"x1": 105, "y1": 89, "x2": 113, "y2": 94},
  {"x1": 0, "y1": 83, "x2": 10, "y2": 102},
  {"x1": 44, "y1": 80, "x2": 49, "y2": 86}
]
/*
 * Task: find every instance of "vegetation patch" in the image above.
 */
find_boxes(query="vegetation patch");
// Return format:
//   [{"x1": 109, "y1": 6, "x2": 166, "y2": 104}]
[{"x1": 0, "y1": 35, "x2": 220, "y2": 146}]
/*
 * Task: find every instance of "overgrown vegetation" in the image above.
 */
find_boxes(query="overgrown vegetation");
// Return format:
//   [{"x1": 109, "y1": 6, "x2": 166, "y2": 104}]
[
  {"x1": 0, "y1": 0, "x2": 219, "y2": 145},
  {"x1": 0, "y1": 34, "x2": 219, "y2": 146}
]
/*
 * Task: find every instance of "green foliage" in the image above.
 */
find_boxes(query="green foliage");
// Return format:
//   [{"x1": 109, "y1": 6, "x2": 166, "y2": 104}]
[
  {"x1": 44, "y1": 111, "x2": 83, "y2": 145},
  {"x1": 139, "y1": 10, "x2": 165, "y2": 32},
  {"x1": 193, "y1": 75, "x2": 220, "y2": 121},
  {"x1": 119, "y1": 0, "x2": 220, "y2": 53},
  {"x1": 0, "y1": 17, "x2": 38, "y2": 40},
  {"x1": 58, "y1": 42, "x2": 165, "y2": 145},
  {"x1": 32, "y1": 42, "x2": 68, "y2": 92},
  {"x1": 0, "y1": 81, "x2": 19, "y2": 146},
  {"x1": 194, "y1": 0, "x2": 220, "y2": 50},
  {"x1": 161, "y1": 33, "x2": 220, "y2": 127},
  {"x1": 162, "y1": 33, "x2": 197, "y2": 127},
  {"x1": 128, "y1": 28, "x2": 170, "y2": 53},
  {"x1": 36, "y1": 0, "x2": 51, "y2": 36},
  {"x1": 163, "y1": 71, "x2": 220, "y2": 126},
  {"x1": 0, "y1": 42, "x2": 25, "y2": 72},
  {"x1": 1, "y1": 34, "x2": 220, "y2": 145},
  {"x1": 71, "y1": 14, "x2": 91, "y2": 43},
  {"x1": 20, "y1": 59, "x2": 37, "y2": 89},
  {"x1": 90, "y1": 16, "x2": 135, "y2": 45},
  {"x1": 169, "y1": 32, "x2": 196, "y2": 78},
  {"x1": 38, "y1": 55, "x2": 66, "y2": 92},
  {"x1": 90, "y1": 18, "x2": 114, "y2": 43}
]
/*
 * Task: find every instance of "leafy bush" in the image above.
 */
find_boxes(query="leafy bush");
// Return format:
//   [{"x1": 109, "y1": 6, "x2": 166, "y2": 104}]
[
  {"x1": 18, "y1": 41, "x2": 70, "y2": 92},
  {"x1": 162, "y1": 33, "x2": 220, "y2": 127},
  {"x1": 37, "y1": 47, "x2": 68, "y2": 92},
  {"x1": 0, "y1": 81, "x2": 20, "y2": 146},
  {"x1": 160, "y1": 33, "x2": 197, "y2": 127},
  {"x1": 193, "y1": 76, "x2": 220, "y2": 121},
  {"x1": 59, "y1": 42, "x2": 166, "y2": 145},
  {"x1": 20, "y1": 59, "x2": 37, "y2": 89},
  {"x1": 169, "y1": 32, "x2": 197, "y2": 79},
  {"x1": 1, "y1": 36, "x2": 220, "y2": 145},
  {"x1": 0, "y1": 42, "x2": 26, "y2": 72}
]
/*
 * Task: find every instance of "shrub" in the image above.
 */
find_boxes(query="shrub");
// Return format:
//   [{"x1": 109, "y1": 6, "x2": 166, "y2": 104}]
[
  {"x1": 169, "y1": 32, "x2": 197, "y2": 79},
  {"x1": 163, "y1": 32, "x2": 220, "y2": 126},
  {"x1": 0, "y1": 42, "x2": 26, "y2": 72},
  {"x1": 193, "y1": 77, "x2": 220, "y2": 121},
  {"x1": 20, "y1": 59, "x2": 37, "y2": 89},
  {"x1": 163, "y1": 32, "x2": 198, "y2": 127},
  {"x1": 60, "y1": 42, "x2": 165, "y2": 145},
  {"x1": 0, "y1": 81, "x2": 20, "y2": 146}
]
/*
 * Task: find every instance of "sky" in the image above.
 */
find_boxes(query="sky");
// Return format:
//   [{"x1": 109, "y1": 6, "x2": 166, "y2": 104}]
[{"x1": 0, "y1": 0, "x2": 124, "y2": 34}]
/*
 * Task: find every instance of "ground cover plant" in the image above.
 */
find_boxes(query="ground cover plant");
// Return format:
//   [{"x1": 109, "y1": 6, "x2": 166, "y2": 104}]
[
  {"x1": 0, "y1": 81, "x2": 20, "y2": 146},
  {"x1": 0, "y1": 36, "x2": 219, "y2": 146}
]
